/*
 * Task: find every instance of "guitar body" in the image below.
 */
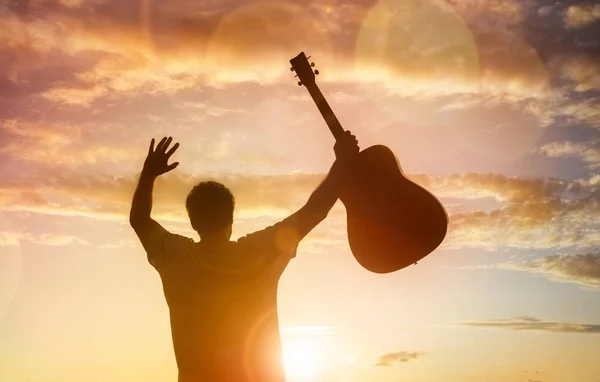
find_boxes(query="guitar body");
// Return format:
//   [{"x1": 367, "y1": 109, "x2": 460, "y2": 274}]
[
  {"x1": 339, "y1": 145, "x2": 448, "y2": 273},
  {"x1": 290, "y1": 51, "x2": 448, "y2": 273}
]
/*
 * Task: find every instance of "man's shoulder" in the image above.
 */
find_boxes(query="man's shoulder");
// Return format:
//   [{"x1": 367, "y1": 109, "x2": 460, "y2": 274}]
[{"x1": 236, "y1": 222, "x2": 298, "y2": 248}]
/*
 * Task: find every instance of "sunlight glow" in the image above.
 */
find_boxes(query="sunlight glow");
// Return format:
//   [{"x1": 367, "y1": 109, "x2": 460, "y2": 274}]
[
  {"x1": 355, "y1": 0, "x2": 479, "y2": 96},
  {"x1": 206, "y1": 1, "x2": 333, "y2": 83},
  {"x1": 0, "y1": 216, "x2": 23, "y2": 320},
  {"x1": 283, "y1": 341, "x2": 320, "y2": 380}
]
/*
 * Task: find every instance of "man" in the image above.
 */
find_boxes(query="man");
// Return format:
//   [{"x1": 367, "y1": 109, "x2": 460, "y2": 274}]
[{"x1": 129, "y1": 132, "x2": 359, "y2": 381}]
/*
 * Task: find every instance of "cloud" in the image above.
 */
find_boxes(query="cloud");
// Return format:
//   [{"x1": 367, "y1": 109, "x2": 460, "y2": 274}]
[
  {"x1": 460, "y1": 316, "x2": 600, "y2": 334},
  {"x1": 177, "y1": 102, "x2": 250, "y2": 119},
  {"x1": 29, "y1": 233, "x2": 89, "y2": 246},
  {"x1": 0, "y1": 0, "x2": 571, "y2": 110},
  {"x1": 0, "y1": 170, "x2": 324, "y2": 224},
  {"x1": 537, "y1": 140, "x2": 600, "y2": 169},
  {"x1": 504, "y1": 253, "x2": 600, "y2": 288},
  {"x1": 98, "y1": 239, "x2": 138, "y2": 249},
  {"x1": 0, "y1": 1, "x2": 338, "y2": 106},
  {"x1": 0, "y1": 231, "x2": 25, "y2": 246},
  {"x1": 0, "y1": 231, "x2": 88, "y2": 246},
  {"x1": 374, "y1": 351, "x2": 425, "y2": 366},
  {"x1": 2, "y1": 169, "x2": 600, "y2": 251},
  {"x1": 3, "y1": 0, "x2": 599, "y2": 149},
  {"x1": 0, "y1": 119, "x2": 138, "y2": 168},
  {"x1": 434, "y1": 86, "x2": 600, "y2": 132},
  {"x1": 446, "y1": 0, "x2": 522, "y2": 22},
  {"x1": 554, "y1": 97, "x2": 600, "y2": 129},
  {"x1": 59, "y1": 0, "x2": 86, "y2": 8},
  {"x1": 547, "y1": 52, "x2": 600, "y2": 94},
  {"x1": 564, "y1": 4, "x2": 600, "y2": 29},
  {"x1": 413, "y1": 173, "x2": 568, "y2": 203},
  {"x1": 421, "y1": 173, "x2": 600, "y2": 250}
]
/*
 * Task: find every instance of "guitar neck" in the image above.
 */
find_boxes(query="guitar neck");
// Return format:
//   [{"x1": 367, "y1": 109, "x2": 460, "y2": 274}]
[{"x1": 305, "y1": 84, "x2": 345, "y2": 141}]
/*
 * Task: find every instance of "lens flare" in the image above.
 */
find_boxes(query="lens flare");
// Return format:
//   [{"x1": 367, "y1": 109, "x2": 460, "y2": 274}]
[
  {"x1": 354, "y1": 0, "x2": 551, "y2": 164},
  {"x1": 283, "y1": 340, "x2": 319, "y2": 380},
  {"x1": 206, "y1": 1, "x2": 333, "y2": 84},
  {"x1": 355, "y1": 0, "x2": 480, "y2": 98}
]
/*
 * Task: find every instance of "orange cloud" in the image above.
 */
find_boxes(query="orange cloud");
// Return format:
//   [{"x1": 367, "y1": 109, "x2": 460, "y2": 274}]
[
  {"x1": 418, "y1": 173, "x2": 600, "y2": 250},
  {"x1": 374, "y1": 351, "x2": 425, "y2": 366},
  {"x1": 554, "y1": 97, "x2": 600, "y2": 129},
  {"x1": 460, "y1": 316, "x2": 600, "y2": 333},
  {"x1": 564, "y1": 4, "x2": 600, "y2": 29},
  {"x1": 0, "y1": 231, "x2": 88, "y2": 246},
  {"x1": 1, "y1": 169, "x2": 598, "y2": 251},
  {"x1": 0, "y1": 0, "x2": 562, "y2": 108},
  {"x1": 490, "y1": 253, "x2": 600, "y2": 288},
  {"x1": 0, "y1": 231, "x2": 25, "y2": 246},
  {"x1": 550, "y1": 54, "x2": 600, "y2": 92},
  {"x1": 0, "y1": 119, "x2": 137, "y2": 168},
  {"x1": 538, "y1": 140, "x2": 600, "y2": 169},
  {"x1": 1, "y1": 1, "x2": 337, "y2": 105},
  {"x1": 4, "y1": 0, "x2": 597, "y2": 142}
]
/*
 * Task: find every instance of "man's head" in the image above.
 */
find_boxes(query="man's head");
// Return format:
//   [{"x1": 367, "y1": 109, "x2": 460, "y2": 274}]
[{"x1": 186, "y1": 181, "x2": 235, "y2": 239}]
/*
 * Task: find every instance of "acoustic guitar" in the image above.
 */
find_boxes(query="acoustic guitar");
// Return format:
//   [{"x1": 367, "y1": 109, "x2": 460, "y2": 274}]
[{"x1": 290, "y1": 52, "x2": 448, "y2": 273}]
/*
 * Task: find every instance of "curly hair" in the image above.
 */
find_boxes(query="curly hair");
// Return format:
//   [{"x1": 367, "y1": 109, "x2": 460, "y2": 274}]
[{"x1": 186, "y1": 181, "x2": 235, "y2": 236}]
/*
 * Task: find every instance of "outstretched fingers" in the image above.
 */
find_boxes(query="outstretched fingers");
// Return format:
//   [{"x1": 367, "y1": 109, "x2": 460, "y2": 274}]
[
  {"x1": 156, "y1": 137, "x2": 170, "y2": 152},
  {"x1": 164, "y1": 137, "x2": 173, "y2": 151},
  {"x1": 155, "y1": 137, "x2": 168, "y2": 152},
  {"x1": 166, "y1": 142, "x2": 180, "y2": 158},
  {"x1": 166, "y1": 162, "x2": 180, "y2": 172}
]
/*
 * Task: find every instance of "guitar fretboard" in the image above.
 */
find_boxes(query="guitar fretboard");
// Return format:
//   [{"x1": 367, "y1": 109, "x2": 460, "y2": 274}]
[{"x1": 305, "y1": 84, "x2": 345, "y2": 141}]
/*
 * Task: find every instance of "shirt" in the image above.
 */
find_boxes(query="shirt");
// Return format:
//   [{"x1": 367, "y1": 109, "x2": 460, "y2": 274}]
[{"x1": 144, "y1": 222, "x2": 300, "y2": 382}]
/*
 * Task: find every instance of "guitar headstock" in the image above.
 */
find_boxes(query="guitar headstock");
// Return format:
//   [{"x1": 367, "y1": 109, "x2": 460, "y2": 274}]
[{"x1": 289, "y1": 52, "x2": 320, "y2": 87}]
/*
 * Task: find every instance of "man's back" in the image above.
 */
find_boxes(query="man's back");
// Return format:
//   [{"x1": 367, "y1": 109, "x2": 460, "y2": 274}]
[
  {"x1": 148, "y1": 224, "x2": 298, "y2": 382},
  {"x1": 129, "y1": 134, "x2": 358, "y2": 382}
]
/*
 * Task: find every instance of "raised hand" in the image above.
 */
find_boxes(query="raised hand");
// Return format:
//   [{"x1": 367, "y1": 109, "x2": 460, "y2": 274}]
[{"x1": 142, "y1": 136, "x2": 180, "y2": 178}]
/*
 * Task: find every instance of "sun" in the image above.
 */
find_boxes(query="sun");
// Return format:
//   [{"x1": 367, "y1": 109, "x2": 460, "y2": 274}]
[{"x1": 283, "y1": 341, "x2": 319, "y2": 380}]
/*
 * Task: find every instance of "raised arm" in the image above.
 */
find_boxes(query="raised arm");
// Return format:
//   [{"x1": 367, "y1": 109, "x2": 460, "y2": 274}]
[
  {"x1": 282, "y1": 130, "x2": 359, "y2": 240},
  {"x1": 129, "y1": 136, "x2": 180, "y2": 253}
]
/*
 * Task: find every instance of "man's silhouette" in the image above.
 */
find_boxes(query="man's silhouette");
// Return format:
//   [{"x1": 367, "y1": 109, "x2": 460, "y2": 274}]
[{"x1": 129, "y1": 132, "x2": 359, "y2": 381}]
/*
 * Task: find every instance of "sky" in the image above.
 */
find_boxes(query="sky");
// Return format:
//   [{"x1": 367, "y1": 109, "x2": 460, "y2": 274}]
[{"x1": 1, "y1": 0, "x2": 600, "y2": 381}]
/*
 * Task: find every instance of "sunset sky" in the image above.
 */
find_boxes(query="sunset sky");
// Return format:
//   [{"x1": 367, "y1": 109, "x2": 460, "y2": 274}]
[{"x1": 1, "y1": 0, "x2": 600, "y2": 381}]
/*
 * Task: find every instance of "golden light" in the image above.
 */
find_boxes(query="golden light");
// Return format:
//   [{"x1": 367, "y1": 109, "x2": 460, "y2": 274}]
[
  {"x1": 352, "y1": 0, "x2": 481, "y2": 138},
  {"x1": 355, "y1": 0, "x2": 480, "y2": 98},
  {"x1": 353, "y1": 0, "x2": 551, "y2": 165},
  {"x1": 205, "y1": 1, "x2": 333, "y2": 83},
  {"x1": 0, "y1": 216, "x2": 23, "y2": 320},
  {"x1": 283, "y1": 340, "x2": 320, "y2": 380}
]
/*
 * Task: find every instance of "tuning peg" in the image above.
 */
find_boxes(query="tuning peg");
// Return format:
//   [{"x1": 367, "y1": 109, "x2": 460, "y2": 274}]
[
  {"x1": 307, "y1": 56, "x2": 311, "y2": 59},
  {"x1": 294, "y1": 74, "x2": 298, "y2": 78},
  {"x1": 298, "y1": 81, "x2": 303, "y2": 86},
  {"x1": 290, "y1": 67, "x2": 295, "y2": 72},
  {"x1": 314, "y1": 70, "x2": 319, "y2": 75},
  {"x1": 310, "y1": 62, "x2": 315, "y2": 67}
]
